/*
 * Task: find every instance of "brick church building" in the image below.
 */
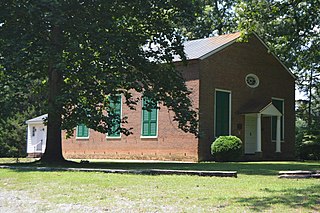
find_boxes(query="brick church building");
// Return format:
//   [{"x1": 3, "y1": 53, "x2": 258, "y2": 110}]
[{"x1": 27, "y1": 32, "x2": 295, "y2": 161}]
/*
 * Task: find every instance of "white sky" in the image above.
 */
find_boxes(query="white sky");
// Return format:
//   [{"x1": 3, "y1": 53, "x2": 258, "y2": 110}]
[{"x1": 295, "y1": 89, "x2": 307, "y2": 100}]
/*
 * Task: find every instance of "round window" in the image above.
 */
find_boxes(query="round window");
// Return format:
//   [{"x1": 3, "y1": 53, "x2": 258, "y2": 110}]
[{"x1": 245, "y1": 74, "x2": 259, "y2": 88}]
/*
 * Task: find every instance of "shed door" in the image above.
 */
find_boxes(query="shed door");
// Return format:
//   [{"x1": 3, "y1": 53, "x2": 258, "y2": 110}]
[
  {"x1": 245, "y1": 115, "x2": 257, "y2": 154},
  {"x1": 31, "y1": 125, "x2": 46, "y2": 152}
]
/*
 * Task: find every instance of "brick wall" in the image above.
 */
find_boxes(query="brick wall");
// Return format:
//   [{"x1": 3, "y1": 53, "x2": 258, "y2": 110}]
[
  {"x1": 198, "y1": 35, "x2": 295, "y2": 160},
  {"x1": 61, "y1": 35, "x2": 295, "y2": 162},
  {"x1": 62, "y1": 61, "x2": 200, "y2": 162}
]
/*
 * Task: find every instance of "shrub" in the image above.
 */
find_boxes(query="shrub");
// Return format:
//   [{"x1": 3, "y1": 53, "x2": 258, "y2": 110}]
[
  {"x1": 299, "y1": 132, "x2": 320, "y2": 160},
  {"x1": 211, "y1": 136, "x2": 243, "y2": 162}
]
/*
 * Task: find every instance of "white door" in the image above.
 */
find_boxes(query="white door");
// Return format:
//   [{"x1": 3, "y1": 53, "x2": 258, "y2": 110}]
[
  {"x1": 245, "y1": 115, "x2": 257, "y2": 154},
  {"x1": 31, "y1": 125, "x2": 46, "y2": 152}
]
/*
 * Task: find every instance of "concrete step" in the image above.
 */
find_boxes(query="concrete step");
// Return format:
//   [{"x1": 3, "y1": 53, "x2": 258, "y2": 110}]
[
  {"x1": 0, "y1": 165, "x2": 237, "y2": 178},
  {"x1": 279, "y1": 170, "x2": 320, "y2": 179}
]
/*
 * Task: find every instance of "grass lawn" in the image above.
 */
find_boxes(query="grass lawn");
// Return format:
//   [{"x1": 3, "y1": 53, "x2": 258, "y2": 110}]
[{"x1": 0, "y1": 159, "x2": 319, "y2": 212}]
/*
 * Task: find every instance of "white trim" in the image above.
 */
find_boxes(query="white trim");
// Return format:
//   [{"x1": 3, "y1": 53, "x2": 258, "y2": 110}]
[
  {"x1": 106, "y1": 135, "x2": 122, "y2": 139},
  {"x1": 214, "y1": 89, "x2": 232, "y2": 138},
  {"x1": 106, "y1": 95, "x2": 122, "y2": 139},
  {"x1": 271, "y1": 97, "x2": 285, "y2": 142},
  {"x1": 260, "y1": 103, "x2": 282, "y2": 116},
  {"x1": 256, "y1": 113, "x2": 262, "y2": 152},
  {"x1": 76, "y1": 125, "x2": 90, "y2": 140},
  {"x1": 140, "y1": 98, "x2": 159, "y2": 138},
  {"x1": 140, "y1": 135, "x2": 159, "y2": 139},
  {"x1": 76, "y1": 136, "x2": 90, "y2": 140},
  {"x1": 276, "y1": 115, "x2": 281, "y2": 152},
  {"x1": 252, "y1": 32, "x2": 296, "y2": 80},
  {"x1": 26, "y1": 114, "x2": 47, "y2": 124}
]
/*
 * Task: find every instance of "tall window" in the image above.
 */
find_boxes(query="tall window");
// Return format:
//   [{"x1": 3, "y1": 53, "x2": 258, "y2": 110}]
[
  {"x1": 108, "y1": 95, "x2": 122, "y2": 138},
  {"x1": 141, "y1": 98, "x2": 158, "y2": 137},
  {"x1": 272, "y1": 98, "x2": 284, "y2": 141},
  {"x1": 76, "y1": 124, "x2": 89, "y2": 138},
  {"x1": 215, "y1": 90, "x2": 231, "y2": 137}
]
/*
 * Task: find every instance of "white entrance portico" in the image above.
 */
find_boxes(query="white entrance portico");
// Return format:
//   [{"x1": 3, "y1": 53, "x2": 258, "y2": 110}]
[{"x1": 243, "y1": 102, "x2": 282, "y2": 154}]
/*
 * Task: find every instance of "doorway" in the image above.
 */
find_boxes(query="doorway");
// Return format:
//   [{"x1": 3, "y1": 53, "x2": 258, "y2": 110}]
[{"x1": 245, "y1": 115, "x2": 257, "y2": 154}]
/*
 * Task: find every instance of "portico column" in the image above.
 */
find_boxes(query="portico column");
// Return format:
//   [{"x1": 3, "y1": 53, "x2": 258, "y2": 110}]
[
  {"x1": 276, "y1": 116, "x2": 281, "y2": 152},
  {"x1": 256, "y1": 113, "x2": 262, "y2": 152}
]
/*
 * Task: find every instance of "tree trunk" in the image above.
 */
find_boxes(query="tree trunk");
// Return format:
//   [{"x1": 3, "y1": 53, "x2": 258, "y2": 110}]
[
  {"x1": 41, "y1": 26, "x2": 66, "y2": 163},
  {"x1": 307, "y1": 70, "x2": 313, "y2": 130},
  {"x1": 41, "y1": 66, "x2": 65, "y2": 163}
]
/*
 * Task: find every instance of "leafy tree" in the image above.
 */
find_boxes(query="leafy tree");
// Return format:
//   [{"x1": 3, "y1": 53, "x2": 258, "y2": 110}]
[
  {"x1": 0, "y1": 1, "x2": 198, "y2": 162},
  {"x1": 0, "y1": 64, "x2": 46, "y2": 158},
  {"x1": 236, "y1": 0, "x2": 320, "y2": 129},
  {"x1": 0, "y1": 107, "x2": 42, "y2": 158},
  {"x1": 295, "y1": 99, "x2": 320, "y2": 159},
  {"x1": 183, "y1": 0, "x2": 237, "y2": 39},
  {"x1": 235, "y1": 0, "x2": 320, "y2": 158}
]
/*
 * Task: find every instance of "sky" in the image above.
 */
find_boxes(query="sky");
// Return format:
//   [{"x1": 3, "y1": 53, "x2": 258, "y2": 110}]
[{"x1": 295, "y1": 89, "x2": 307, "y2": 101}]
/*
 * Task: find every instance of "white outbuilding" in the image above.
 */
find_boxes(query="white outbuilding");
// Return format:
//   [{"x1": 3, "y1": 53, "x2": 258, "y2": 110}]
[{"x1": 26, "y1": 114, "x2": 47, "y2": 158}]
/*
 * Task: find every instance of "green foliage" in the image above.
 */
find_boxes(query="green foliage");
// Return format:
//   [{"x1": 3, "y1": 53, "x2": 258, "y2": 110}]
[
  {"x1": 0, "y1": 1, "x2": 199, "y2": 160},
  {"x1": 299, "y1": 131, "x2": 320, "y2": 160},
  {"x1": 295, "y1": 118, "x2": 308, "y2": 158},
  {"x1": 182, "y1": 0, "x2": 237, "y2": 38},
  {"x1": 0, "y1": 69, "x2": 45, "y2": 157},
  {"x1": 296, "y1": 100, "x2": 320, "y2": 158},
  {"x1": 236, "y1": 0, "x2": 320, "y2": 130},
  {"x1": 0, "y1": 109, "x2": 33, "y2": 157},
  {"x1": 211, "y1": 136, "x2": 243, "y2": 162},
  {"x1": 0, "y1": 0, "x2": 198, "y2": 134}
]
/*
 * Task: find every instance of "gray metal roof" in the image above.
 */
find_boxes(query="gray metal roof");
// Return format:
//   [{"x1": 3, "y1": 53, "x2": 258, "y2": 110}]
[
  {"x1": 26, "y1": 114, "x2": 47, "y2": 124},
  {"x1": 174, "y1": 32, "x2": 241, "y2": 61}
]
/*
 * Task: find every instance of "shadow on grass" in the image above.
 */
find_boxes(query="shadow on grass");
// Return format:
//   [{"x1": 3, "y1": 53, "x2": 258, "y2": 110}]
[
  {"x1": 0, "y1": 159, "x2": 319, "y2": 176},
  {"x1": 235, "y1": 184, "x2": 320, "y2": 212},
  {"x1": 74, "y1": 161, "x2": 320, "y2": 176}
]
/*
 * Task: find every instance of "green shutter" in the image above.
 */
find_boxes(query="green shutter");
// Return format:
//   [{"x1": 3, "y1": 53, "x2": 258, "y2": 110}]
[
  {"x1": 142, "y1": 98, "x2": 157, "y2": 136},
  {"x1": 272, "y1": 99, "x2": 284, "y2": 140},
  {"x1": 149, "y1": 108, "x2": 157, "y2": 136},
  {"x1": 77, "y1": 124, "x2": 89, "y2": 138},
  {"x1": 76, "y1": 125, "x2": 82, "y2": 137},
  {"x1": 215, "y1": 90, "x2": 230, "y2": 137},
  {"x1": 83, "y1": 125, "x2": 89, "y2": 137},
  {"x1": 109, "y1": 95, "x2": 121, "y2": 137}
]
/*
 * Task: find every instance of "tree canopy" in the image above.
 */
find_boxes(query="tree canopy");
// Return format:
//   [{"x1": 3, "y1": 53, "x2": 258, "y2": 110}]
[
  {"x1": 1, "y1": 0, "x2": 319, "y2": 161},
  {"x1": 0, "y1": 0, "x2": 198, "y2": 162},
  {"x1": 183, "y1": 0, "x2": 237, "y2": 38},
  {"x1": 236, "y1": 0, "x2": 320, "y2": 130}
]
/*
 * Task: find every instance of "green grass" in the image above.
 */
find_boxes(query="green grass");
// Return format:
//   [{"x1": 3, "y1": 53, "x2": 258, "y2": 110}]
[{"x1": 0, "y1": 159, "x2": 319, "y2": 212}]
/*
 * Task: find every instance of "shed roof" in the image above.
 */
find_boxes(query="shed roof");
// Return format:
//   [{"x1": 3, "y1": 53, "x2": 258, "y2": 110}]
[{"x1": 26, "y1": 114, "x2": 47, "y2": 124}]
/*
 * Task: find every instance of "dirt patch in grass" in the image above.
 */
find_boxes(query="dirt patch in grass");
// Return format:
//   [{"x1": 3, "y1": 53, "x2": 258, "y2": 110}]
[
  {"x1": 0, "y1": 189, "x2": 109, "y2": 213},
  {"x1": 0, "y1": 187, "x2": 184, "y2": 213}
]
